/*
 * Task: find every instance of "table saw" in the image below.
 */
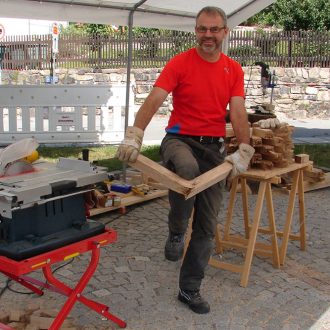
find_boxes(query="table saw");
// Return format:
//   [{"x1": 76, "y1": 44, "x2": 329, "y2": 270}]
[
  {"x1": 0, "y1": 156, "x2": 108, "y2": 260},
  {"x1": 0, "y1": 139, "x2": 127, "y2": 329}
]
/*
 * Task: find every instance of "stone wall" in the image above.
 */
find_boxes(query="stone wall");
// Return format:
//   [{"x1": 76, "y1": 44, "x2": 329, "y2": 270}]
[{"x1": 1, "y1": 66, "x2": 329, "y2": 120}]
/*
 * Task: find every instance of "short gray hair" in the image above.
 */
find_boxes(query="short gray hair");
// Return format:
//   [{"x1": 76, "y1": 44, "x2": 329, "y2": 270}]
[{"x1": 196, "y1": 6, "x2": 227, "y2": 27}]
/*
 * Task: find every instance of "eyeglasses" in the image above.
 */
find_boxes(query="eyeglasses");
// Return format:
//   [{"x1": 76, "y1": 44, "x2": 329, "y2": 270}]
[{"x1": 196, "y1": 26, "x2": 226, "y2": 34}]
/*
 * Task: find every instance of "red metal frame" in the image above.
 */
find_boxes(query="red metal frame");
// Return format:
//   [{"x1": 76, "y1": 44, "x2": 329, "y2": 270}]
[{"x1": 0, "y1": 228, "x2": 127, "y2": 329}]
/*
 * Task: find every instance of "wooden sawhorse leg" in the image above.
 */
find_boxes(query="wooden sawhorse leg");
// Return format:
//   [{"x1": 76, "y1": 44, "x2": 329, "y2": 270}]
[
  {"x1": 239, "y1": 180, "x2": 267, "y2": 286},
  {"x1": 213, "y1": 177, "x2": 280, "y2": 287},
  {"x1": 280, "y1": 169, "x2": 306, "y2": 265}
]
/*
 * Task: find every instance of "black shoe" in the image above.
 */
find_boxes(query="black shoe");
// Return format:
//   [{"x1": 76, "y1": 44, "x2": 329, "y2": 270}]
[
  {"x1": 164, "y1": 232, "x2": 184, "y2": 261},
  {"x1": 178, "y1": 289, "x2": 210, "y2": 314}
]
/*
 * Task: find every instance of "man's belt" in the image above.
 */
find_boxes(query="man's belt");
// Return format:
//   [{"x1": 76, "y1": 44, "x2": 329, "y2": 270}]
[{"x1": 169, "y1": 133, "x2": 225, "y2": 144}]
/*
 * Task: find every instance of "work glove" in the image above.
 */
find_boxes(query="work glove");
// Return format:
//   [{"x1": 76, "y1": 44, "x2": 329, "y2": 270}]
[
  {"x1": 258, "y1": 118, "x2": 280, "y2": 129},
  {"x1": 225, "y1": 143, "x2": 255, "y2": 189},
  {"x1": 115, "y1": 126, "x2": 144, "y2": 163}
]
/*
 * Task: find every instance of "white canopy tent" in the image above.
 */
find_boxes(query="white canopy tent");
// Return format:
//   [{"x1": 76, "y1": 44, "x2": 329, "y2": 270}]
[
  {"x1": 0, "y1": 0, "x2": 275, "y2": 32},
  {"x1": 1, "y1": 0, "x2": 276, "y2": 131}
]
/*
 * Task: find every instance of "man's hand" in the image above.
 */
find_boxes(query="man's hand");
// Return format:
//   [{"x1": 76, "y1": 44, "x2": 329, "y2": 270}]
[
  {"x1": 258, "y1": 118, "x2": 281, "y2": 129},
  {"x1": 115, "y1": 126, "x2": 144, "y2": 163},
  {"x1": 225, "y1": 143, "x2": 255, "y2": 187}
]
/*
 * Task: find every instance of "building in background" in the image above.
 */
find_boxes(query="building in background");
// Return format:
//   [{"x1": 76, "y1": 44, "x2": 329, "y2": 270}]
[{"x1": 0, "y1": 18, "x2": 68, "y2": 37}]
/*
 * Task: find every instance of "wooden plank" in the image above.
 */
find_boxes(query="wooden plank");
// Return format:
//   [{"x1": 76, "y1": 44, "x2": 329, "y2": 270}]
[
  {"x1": 241, "y1": 162, "x2": 311, "y2": 181},
  {"x1": 129, "y1": 154, "x2": 193, "y2": 196},
  {"x1": 252, "y1": 127, "x2": 274, "y2": 138},
  {"x1": 185, "y1": 162, "x2": 232, "y2": 199},
  {"x1": 129, "y1": 154, "x2": 232, "y2": 199},
  {"x1": 303, "y1": 172, "x2": 330, "y2": 192}
]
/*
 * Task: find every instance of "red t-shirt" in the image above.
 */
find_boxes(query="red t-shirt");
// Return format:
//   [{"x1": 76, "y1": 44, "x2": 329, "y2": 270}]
[{"x1": 154, "y1": 48, "x2": 245, "y2": 136}]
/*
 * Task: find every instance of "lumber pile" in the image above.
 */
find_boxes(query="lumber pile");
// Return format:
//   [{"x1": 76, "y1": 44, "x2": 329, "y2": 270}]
[
  {"x1": 225, "y1": 122, "x2": 295, "y2": 170},
  {"x1": 226, "y1": 124, "x2": 329, "y2": 191}
]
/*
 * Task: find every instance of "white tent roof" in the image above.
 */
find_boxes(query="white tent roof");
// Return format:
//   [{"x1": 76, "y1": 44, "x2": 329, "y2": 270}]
[{"x1": 1, "y1": 0, "x2": 276, "y2": 31}]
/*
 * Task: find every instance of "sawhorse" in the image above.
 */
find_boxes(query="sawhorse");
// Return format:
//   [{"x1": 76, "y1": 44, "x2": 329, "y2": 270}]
[
  {"x1": 184, "y1": 162, "x2": 310, "y2": 287},
  {"x1": 0, "y1": 229, "x2": 126, "y2": 329}
]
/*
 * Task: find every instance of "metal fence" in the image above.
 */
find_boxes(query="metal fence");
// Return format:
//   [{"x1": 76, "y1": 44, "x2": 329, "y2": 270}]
[{"x1": 1, "y1": 29, "x2": 329, "y2": 70}]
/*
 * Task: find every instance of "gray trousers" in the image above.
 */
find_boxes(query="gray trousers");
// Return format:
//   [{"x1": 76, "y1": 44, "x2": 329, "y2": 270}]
[{"x1": 160, "y1": 133, "x2": 226, "y2": 291}]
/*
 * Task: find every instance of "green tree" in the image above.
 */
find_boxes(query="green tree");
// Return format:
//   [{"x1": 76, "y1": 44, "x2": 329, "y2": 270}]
[
  {"x1": 62, "y1": 23, "x2": 115, "y2": 35},
  {"x1": 244, "y1": 0, "x2": 330, "y2": 30}
]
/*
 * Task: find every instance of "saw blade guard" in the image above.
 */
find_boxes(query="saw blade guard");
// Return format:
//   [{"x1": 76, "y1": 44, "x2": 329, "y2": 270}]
[{"x1": 0, "y1": 138, "x2": 39, "y2": 176}]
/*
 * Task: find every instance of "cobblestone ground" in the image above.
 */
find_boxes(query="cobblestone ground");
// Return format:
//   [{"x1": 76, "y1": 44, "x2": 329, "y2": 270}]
[{"x1": 0, "y1": 188, "x2": 329, "y2": 330}]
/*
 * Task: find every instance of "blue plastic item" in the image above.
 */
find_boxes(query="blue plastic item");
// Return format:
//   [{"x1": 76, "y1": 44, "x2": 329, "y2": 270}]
[{"x1": 110, "y1": 184, "x2": 132, "y2": 194}]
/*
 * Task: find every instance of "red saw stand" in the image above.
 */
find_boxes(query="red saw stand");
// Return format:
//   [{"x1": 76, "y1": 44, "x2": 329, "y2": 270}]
[{"x1": 0, "y1": 228, "x2": 127, "y2": 329}]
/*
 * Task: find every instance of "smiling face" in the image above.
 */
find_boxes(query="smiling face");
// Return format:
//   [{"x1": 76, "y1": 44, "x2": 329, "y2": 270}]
[{"x1": 195, "y1": 11, "x2": 228, "y2": 60}]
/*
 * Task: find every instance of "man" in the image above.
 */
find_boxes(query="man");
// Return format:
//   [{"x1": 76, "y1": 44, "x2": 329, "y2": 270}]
[{"x1": 116, "y1": 6, "x2": 255, "y2": 314}]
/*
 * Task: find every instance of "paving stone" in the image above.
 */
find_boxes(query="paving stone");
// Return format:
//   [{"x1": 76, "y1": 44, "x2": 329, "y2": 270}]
[
  {"x1": 92, "y1": 288, "x2": 111, "y2": 297},
  {"x1": 0, "y1": 191, "x2": 329, "y2": 329}
]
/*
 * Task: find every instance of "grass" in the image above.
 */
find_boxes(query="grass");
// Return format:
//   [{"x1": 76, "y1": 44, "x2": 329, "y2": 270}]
[
  {"x1": 294, "y1": 144, "x2": 330, "y2": 169},
  {"x1": 38, "y1": 143, "x2": 330, "y2": 172},
  {"x1": 38, "y1": 145, "x2": 161, "y2": 172}
]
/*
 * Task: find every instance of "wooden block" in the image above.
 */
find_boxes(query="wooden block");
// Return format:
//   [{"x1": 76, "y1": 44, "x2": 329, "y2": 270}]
[
  {"x1": 273, "y1": 126, "x2": 294, "y2": 138},
  {"x1": 251, "y1": 153, "x2": 262, "y2": 163},
  {"x1": 251, "y1": 160, "x2": 274, "y2": 170},
  {"x1": 250, "y1": 135, "x2": 262, "y2": 146},
  {"x1": 229, "y1": 137, "x2": 238, "y2": 145},
  {"x1": 7, "y1": 322, "x2": 25, "y2": 330},
  {"x1": 252, "y1": 127, "x2": 274, "y2": 138},
  {"x1": 295, "y1": 154, "x2": 310, "y2": 163},
  {"x1": 274, "y1": 145, "x2": 285, "y2": 154},
  {"x1": 255, "y1": 144, "x2": 274, "y2": 153},
  {"x1": 262, "y1": 150, "x2": 282, "y2": 161},
  {"x1": 29, "y1": 315, "x2": 73, "y2": 329},
  {"x1": 262, "y1": 136, "x2": 284, "y2": 146},
  {"x1": 282, "y1": 149, "x2": 294, "y2": 157},
  {"x1": 304, "y1": 168, "x2": 325, "y2": 181},
  {"x1": 273, "y1": 159, "x2": 289, "y2": 168},
  {"x1": 0, "y1": 311, "x2": 9, "y2": 323},
  {"x1": 9, "y1": 310, "x2": 24, "y2": 322},
  {"x1": 226, "y1": 144, "x2": 238, "y2": 153},
  {"x1": 303, "y1": 172, "x2": 330, "y2": 192}
]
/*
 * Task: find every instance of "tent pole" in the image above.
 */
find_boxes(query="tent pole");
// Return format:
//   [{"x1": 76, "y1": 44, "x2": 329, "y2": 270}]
[{"x1": 123, "y1": 0, "x2": 148, "y2": 182}]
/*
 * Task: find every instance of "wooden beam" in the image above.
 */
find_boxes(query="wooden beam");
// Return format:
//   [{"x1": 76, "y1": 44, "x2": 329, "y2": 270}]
[
  {"x1": 129, "y1": 154, "x2": 232, "y2": 199},
  {"x1": 186, "y1": 162, "x2": 232, "y2": 199},
  {"x1": 129, "y1": 154, "x2": 193, "y2": 196}
]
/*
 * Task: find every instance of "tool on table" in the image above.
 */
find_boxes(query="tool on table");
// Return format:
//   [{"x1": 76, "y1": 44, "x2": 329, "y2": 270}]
[
  {"x1": 0, "y1": 139, "x2": 108, "y2": 261},
  {"x1": 132, "y1": 184, "x2": 150, "y2": 196},
  {"x1": 0, "y1": 138, "x2": 39, "y2": 177}
]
